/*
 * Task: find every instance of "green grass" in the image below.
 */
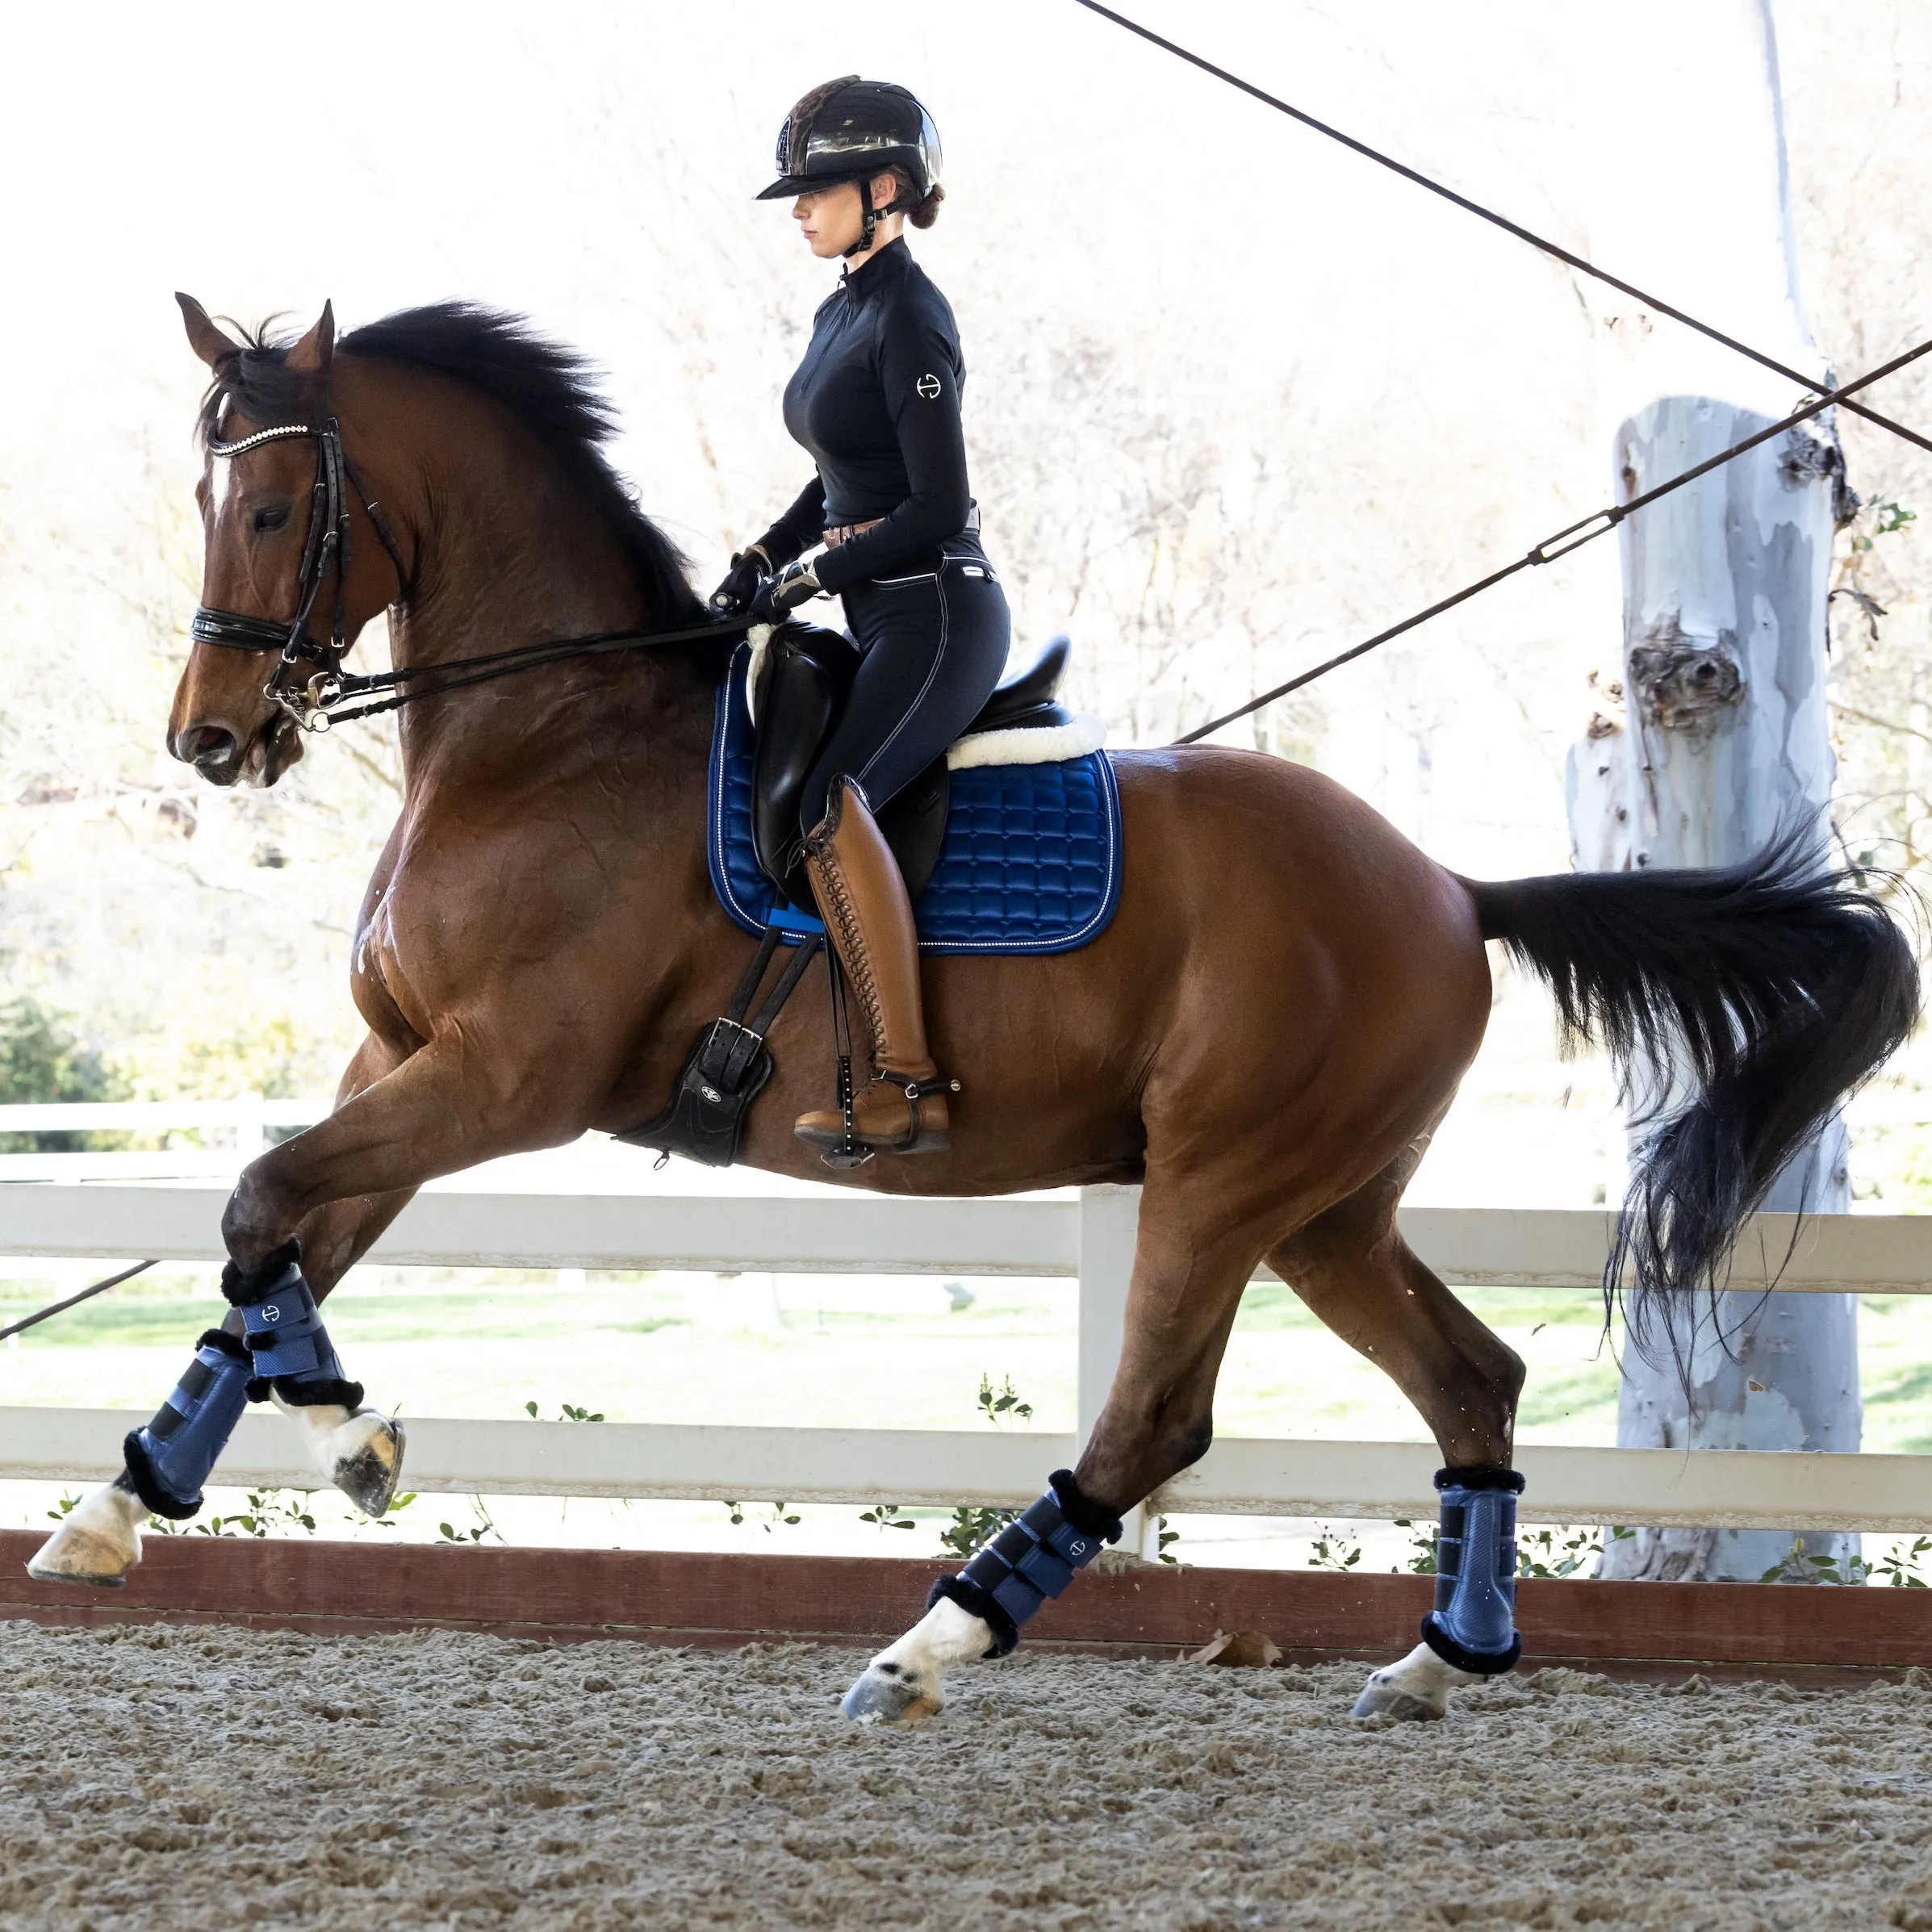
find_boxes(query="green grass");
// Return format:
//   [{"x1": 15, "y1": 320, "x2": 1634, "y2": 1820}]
[
  {"x1": 1866, "y1": 1360, "x2": 1932, "y2": 1451},
  {"x1": 0, "y1": 1286, "x2": 688, "y2": 1351},
  {"x1": 1514, "y1": 1359, "x2": 1620, "y2": 1429},
  {"x1": 1236, "y1": 1279, "x2": 1612, "y2": 1335}
]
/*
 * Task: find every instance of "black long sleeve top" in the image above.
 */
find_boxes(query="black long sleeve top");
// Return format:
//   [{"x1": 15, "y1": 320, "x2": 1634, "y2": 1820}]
[{"x1": 753, "y1": 238, "x2": 972, "y2": 597}]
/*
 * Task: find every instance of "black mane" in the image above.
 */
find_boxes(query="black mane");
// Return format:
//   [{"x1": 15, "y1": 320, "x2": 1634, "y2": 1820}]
[{"x1": 197, "y1": 303, "x2": 699, "y2": 622}]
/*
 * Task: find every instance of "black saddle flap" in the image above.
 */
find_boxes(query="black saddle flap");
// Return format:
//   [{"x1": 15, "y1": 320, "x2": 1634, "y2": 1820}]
[
  {"x1": 752, "y1": 623, "x2": 858, "y2": 901},
  {"x1": 751, "y1": 622, "x2": 950, "y2": 904}
]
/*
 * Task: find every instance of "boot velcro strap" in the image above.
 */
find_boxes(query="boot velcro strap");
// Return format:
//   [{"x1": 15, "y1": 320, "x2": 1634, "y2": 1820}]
[{"x1": 954, "y1": 1483, "x2": 1112, "y2": 1635}]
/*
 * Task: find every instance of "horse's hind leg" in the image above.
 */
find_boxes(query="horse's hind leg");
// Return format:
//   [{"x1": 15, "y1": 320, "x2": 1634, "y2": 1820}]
[
  {"x1": 1269, "y1": 1147, "x2": 1526, "y2": 1721},
  {"x1": 842, "y1": 1186, "x2": 1261, "y2": 1722}
]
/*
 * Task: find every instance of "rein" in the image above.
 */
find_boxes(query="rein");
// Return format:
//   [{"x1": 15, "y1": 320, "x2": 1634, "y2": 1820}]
[{"x1": 191, "y1": 418, "x2": 743, "y2": 732}]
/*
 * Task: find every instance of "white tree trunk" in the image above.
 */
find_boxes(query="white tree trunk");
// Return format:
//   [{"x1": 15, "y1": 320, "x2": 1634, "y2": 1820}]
[
  {"x1": 1566, "y1": 395, "x2": 1858, "y2": 1582},
  {"x1": 1562, "y1": 0, "x2": 1859, "y2": 1585}
]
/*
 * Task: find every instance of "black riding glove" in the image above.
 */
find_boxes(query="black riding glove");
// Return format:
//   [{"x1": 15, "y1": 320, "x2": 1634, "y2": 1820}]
[
  {"x1": 709, "y1": 546, "x2": 772, "y2": 616},
  {"x1": 747, "y1": 559, "x2": 823, "y2": 625}
]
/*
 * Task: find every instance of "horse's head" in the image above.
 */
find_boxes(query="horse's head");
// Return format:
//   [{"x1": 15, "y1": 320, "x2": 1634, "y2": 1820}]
[{"x1": 169, "y1": 295, "x2": 395, "y2": 787}]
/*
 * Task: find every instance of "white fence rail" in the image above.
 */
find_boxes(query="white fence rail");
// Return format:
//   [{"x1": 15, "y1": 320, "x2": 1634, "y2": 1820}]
[{"x1": 0, "y1": 1146, "x2": 1926, "y2": 1539}]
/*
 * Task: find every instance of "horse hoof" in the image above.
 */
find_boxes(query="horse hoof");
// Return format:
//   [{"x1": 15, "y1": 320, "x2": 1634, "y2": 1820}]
[
  {"x1": 1351, "y1": 1641, "x2": 1474, "y2": 1721},
  {"x1": 331, "y1": 1414, "x2": 406, "y2": 1517},
  {"x1": 841, "y1": 1665, "x2": 942, "y2": 1725},
  {"x1": 27, "y1": 1491, "x2": 144, "y2": 1587},
  {"x1": 1350, "y1": 1680, "x2": 1446, "y2": 1721}
]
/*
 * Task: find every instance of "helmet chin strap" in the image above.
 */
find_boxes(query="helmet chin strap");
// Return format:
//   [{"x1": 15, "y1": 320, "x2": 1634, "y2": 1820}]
[{"x1": 842, "y1": 175, "x2": 879, "y2": 260}]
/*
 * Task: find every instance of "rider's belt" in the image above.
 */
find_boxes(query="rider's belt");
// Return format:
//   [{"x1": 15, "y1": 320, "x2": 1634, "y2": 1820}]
[
  {"x1": 822, "y1": 504, "x2": 981, "y2": 549},
  {"x1": 822, "y1": 518, "x2": 883, "y2": 550}
]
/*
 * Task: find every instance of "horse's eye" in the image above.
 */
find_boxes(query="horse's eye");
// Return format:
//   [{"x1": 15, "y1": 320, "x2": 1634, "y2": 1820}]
[{"x1": 249, "y1": 504, "x2": 291, "y2": 535}]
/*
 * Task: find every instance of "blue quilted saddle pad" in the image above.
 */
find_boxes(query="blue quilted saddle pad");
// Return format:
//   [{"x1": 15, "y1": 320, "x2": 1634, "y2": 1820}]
[{"x1": 707, "y1": 646, "x2": 1122, "y2": 955}]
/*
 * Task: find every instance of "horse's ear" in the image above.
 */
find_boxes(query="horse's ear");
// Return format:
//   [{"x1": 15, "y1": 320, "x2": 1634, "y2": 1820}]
[
  {"x1": 176, "y1": 292, "x2": 239, "y2": 369},
  {"x1": 283, "y1": 301, "x2": 336, "y2": 376}
]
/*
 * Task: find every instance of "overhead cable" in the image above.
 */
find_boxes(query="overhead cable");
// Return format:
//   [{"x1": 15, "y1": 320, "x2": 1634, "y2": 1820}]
[
  {"x1": 1070, "y1": 0, "x2": 1932, "y2": 459},
  {"x1": 0, "y1": 1260, "x2": 158, "y2": 1343},
  {"x1": 1175, "y1": 332, "x2": 1932, "y2": 744}
]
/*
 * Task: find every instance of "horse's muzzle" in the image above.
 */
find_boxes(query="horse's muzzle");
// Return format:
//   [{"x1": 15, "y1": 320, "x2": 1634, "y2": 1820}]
[{"x1": 170, "y1": 723, "x2": 245, "y2": 785}]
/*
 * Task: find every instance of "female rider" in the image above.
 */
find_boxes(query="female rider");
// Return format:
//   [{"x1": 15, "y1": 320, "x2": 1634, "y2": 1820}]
[{"x1": 713, "y1": 77, "x2": 1010, "y2": 1160}]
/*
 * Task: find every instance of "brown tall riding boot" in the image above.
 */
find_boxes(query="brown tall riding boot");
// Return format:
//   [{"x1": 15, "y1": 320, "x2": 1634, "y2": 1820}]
[{"x1": 794, "y1": 776, "x2": 956, "y2": 1157}]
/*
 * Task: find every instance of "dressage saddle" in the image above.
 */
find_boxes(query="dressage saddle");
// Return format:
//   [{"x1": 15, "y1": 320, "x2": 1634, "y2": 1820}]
[{"x1": 751, "y1": 625, "x2": 1075, "y2": 908}]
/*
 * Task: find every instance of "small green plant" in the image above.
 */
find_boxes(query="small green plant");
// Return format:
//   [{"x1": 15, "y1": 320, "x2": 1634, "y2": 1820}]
[
  {"x1": 859, "y1": 1503, "x2": 916, "y2": 1533},
  {"x1": 437, "y1": 1498, "x2": 500, "y2": 1545},
  {"x1": 1307, "y1": 1524, "x2": 1362, "y2": 1572},
  {"x1": 723, "y1": 1499, "x2": 801, "y2": 1533},
  {"x1": 942, "y1": 1503, "x2": 1017, "y2": 1562},
  {"x1": 1760, "y1": 1536, "x2": 1854, "y2": 1583},
  {"x1": 197, "y1": 1488, "x2": 318, "y2": 1538},
  {"x1": 976, "y1": 1374, "x2": 1033, "y2": 1427},
  {"x1": 524, "y1": 1400, "x2": 605, "y2": 1422},
  {"x1": 45, "y1": 1491, "x2": 81, "y2": 1524},
  {"x1": 1156, "y1": 1516, "x2": 1180, "y2": 1566},
  {"x1": 1519, "y1": 1524, "x2": 1633, "y2": 1579},
  {"x1": 1756, "y1": 1533, "x2": 1928, "y2": 1587},
  {"x1": 1871, "y1": 1537, "x2": 1932, "y2": 1587},
  {"x1": 1393, "y1": 1518, "x2": 1438, "y2": 1574},
  {"x1": 1851, "y1": 495, "x2": 1917, "y2": 551}
]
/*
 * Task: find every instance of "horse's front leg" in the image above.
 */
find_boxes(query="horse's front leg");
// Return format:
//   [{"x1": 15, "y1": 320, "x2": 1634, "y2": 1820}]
[
  {"x1": 26, "y1": 1177, "x2": 416, "y2": 1586},
  {"x1": 27, "y1": 1028, "x2": 565, "y2": 1586},
  {"x1": 219, "y1": 1031, "x2": 588, "y2": 1506},
  {"x1": 843, "y1": 1189, "x2": 1258, "y2": 1722}
]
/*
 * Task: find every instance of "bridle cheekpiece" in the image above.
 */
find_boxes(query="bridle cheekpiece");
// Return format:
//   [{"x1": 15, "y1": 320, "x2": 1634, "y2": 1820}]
[{"x1": 191, "y1": 416, "x2": 408, "y2": 733}]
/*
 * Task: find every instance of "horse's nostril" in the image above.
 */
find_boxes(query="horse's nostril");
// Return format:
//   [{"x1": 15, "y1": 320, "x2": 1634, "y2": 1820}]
[{"x1": 174, "y1": 725, "x2": 239, "y2": 769}]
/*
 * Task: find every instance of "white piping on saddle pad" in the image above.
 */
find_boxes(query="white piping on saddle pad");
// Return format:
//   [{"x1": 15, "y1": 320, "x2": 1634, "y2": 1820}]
[{"x1": 947, "y1": 714, "x2": 1106, "y2": 769}]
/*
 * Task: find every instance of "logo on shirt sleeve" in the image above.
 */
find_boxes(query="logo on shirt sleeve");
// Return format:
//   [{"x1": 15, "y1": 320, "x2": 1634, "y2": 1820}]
[{"x1": 915, "y1": 373, "x2": 942, "y2": 399}]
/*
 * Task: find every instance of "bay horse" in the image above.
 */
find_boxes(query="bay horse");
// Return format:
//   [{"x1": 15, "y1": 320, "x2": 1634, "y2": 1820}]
[{"x1": 33, "y1": 296, "x2": 1916, "y2": 1724}]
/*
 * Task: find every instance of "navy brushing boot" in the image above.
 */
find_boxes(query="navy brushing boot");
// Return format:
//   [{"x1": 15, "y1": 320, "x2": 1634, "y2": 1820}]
[
  {"x1": 224, "y1": 1240, "x2": 405, "y2": 1517},
  {"x1": 121, "y1": 1329, "x2": 256, "y2": 1519},
  {"x1": 1420, "y1": 1465, "x2": 1525, "y2": 1675},
  {"x1": 27, "y1": 1329, "x2": 257, "y2": 1586},
  {"x1": 842, "y1": 1469, "x2": 1123, "y2": 1721},
  {"x1": 1353, "y1": 1463, "x2": 1524, "y2": 1721}
]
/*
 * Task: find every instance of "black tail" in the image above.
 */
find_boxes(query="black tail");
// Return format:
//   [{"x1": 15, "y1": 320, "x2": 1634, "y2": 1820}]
[{"x1": 1466, "y1": 833, "x2": 1920, "y2": 1368}]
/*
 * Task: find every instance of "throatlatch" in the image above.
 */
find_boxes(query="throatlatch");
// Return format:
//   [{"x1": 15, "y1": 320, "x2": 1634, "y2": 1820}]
[
  {"x1": 929, "y1": 1469, "x2": 1122, "y2": 1656},
  {"x1": 223, "y1": 1240, "x2": 364, "y2": 1409},
  {"x1": 1420, "y1": 1464, "x2": 1524, "y2": 1676},
  {"x1": 121, "y1": 1330, "x2": 254, "y2": 1520}
]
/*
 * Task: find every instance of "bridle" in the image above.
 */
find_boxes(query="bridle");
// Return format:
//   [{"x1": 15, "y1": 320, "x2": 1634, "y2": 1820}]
[{"x1": 190, "y1": 415, "x2": 742, "y2": 734}]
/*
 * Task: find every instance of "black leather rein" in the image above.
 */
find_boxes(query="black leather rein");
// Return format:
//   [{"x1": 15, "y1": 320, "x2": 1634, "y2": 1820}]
[{"x1": 190, "y1": 418, "x2": 743, "y2": 732}]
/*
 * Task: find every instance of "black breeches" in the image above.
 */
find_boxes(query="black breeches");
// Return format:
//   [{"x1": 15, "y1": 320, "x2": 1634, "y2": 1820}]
[{"x1": 799, "y1": 541, "x2": 1010, "y2": 837}]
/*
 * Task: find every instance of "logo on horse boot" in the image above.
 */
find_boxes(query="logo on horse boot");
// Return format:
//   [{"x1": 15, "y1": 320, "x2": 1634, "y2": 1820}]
[
  {"x1": 260, "y1": 1304, "x2": 283, "y2": 1324},
  {"x1": 916, "y1": 374, "x2": 941, "y2": 399}
]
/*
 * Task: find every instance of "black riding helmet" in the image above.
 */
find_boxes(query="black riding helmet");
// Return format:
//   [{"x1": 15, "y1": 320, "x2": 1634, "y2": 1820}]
[{"x1": 757, "y1": 77, "x2": 943, "y2": 257}]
